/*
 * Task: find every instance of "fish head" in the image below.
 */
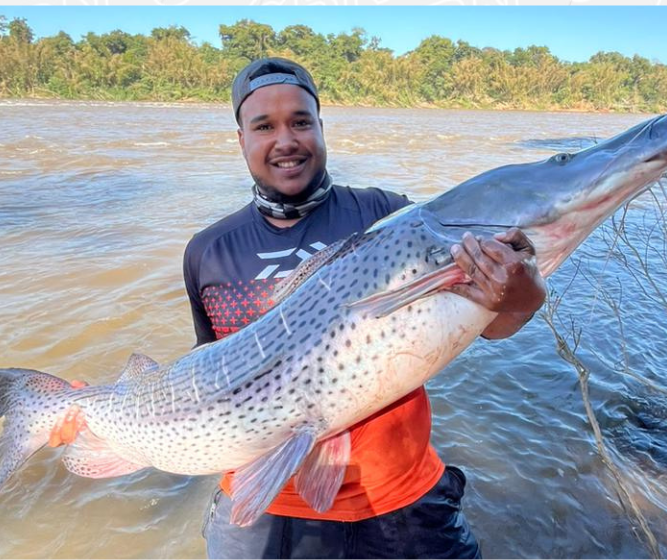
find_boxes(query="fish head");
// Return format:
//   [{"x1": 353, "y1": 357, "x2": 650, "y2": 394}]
[{"x1": 425, "y1": 114, "x2": 667, "y2": 278}]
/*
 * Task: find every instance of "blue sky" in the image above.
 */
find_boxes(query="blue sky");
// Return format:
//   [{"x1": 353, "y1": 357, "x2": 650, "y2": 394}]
[{"x1": 1, "y1": 6, "x2": 666, "y2": 65}]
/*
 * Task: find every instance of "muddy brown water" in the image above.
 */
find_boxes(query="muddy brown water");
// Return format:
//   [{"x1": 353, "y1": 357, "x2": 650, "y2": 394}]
[{"x1": 1, "y1": 100, "x2": 666, "y2": 558}]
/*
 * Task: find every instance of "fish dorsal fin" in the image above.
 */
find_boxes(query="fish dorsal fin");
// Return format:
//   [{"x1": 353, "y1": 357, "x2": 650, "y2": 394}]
[
  {"x1": 117, "y1": 353, "x2": 160, "y2": 383},
  {"x1": 229, "y1": 429, "x2": 317, "y2": 526},
  {"x1": 294, "y1": 430, "x2": 350, "y2": 513},
  {"x1": 270, "y1": 234, "x2": 360, "y2": 306},
  {"x1": 62, "y1": 428, "x2": 148, "y2": 479}
]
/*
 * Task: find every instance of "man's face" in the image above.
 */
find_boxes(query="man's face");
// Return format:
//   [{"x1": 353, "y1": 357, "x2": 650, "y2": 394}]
[{"x1": 238, "y1": 84, "x2": 326, "y2": 198}]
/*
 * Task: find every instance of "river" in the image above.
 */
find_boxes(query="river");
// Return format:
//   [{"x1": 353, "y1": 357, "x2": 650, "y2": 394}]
[{"x1": 0, "y1": 100, "x2": 666, "y2": 558}]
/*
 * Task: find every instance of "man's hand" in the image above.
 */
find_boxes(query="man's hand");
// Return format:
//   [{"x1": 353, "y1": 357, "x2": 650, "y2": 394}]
[{"x1": 449, "y1": 228, "x2": 546, "y2": 339}]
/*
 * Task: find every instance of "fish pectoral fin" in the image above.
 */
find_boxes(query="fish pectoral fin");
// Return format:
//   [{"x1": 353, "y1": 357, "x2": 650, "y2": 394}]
[
  {"x1": 294, "y1": 430, "x2": 350, "y2": 513},
  {"x1": 62, "y1": 429, "x2": 147, "y2": 479},
  {"x1": 229, "y1": 429, "x2": 317, "y2": 527},
  {"x1": 117, "y1": 353, "x2": 160, "y2": 383},
  {"x1": 347, "y1": 263, "x2": 470, "y2": 318}
]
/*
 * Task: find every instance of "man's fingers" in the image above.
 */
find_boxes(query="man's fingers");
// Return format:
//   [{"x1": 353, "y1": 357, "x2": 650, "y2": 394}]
[
  {"x1": 447, "y1": 283, "x2": 487, "y2": 307},
  {"x1": 457, "y1": 233, "x2": 496, "y2": 279},
  {"x1": 479, "y1": 237, "x2": 519, "y2": 264},
  {"x1": 451, "y1": 243, "x2": 479, "y2": 280},
  {"x1": 493, "y1": 227, "x2": 536, "y2": 254}
]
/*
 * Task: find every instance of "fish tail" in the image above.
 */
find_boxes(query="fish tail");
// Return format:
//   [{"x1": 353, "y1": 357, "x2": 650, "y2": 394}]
[{"x1": 0, "y1": 367, "x2": 71, "y2": 488}]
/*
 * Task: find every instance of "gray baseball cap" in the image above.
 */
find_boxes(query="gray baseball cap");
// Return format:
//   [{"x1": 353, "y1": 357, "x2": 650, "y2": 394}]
[{"x1": 232, "y1": 57, "x2": 320, "y2": 124}]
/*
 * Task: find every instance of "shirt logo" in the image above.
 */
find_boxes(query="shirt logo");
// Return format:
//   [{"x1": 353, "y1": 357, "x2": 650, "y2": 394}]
[{"x1": 254, "y1": 242, "x2": 327, "y2": 280}]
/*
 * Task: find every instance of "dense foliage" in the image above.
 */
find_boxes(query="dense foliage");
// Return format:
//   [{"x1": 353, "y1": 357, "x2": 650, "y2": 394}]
[{"x1": 2, "y1": 16, "x2": 666, "y2": 112}]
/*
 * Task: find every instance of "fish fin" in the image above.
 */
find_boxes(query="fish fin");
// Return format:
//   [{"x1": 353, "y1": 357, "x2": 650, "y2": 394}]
[
  {"x1": 230, "y1": 430, "x2": 317, "y2": 526},
  {"x1": 347, "y1": 263, "x2": 470, "y2": 318},
  {"x1": 269, "y1": 237, "x2": 350, "y2": 307},
  {"x1": 294, "y1": 430, "x2": 350, "y2": 513},
  {"x1": 0, "y1": 368, "x2": 71, "y2": 487},
  {"x1": 117, "y1": 353, "x2": 160, "y2": 383},
  {"x1": 62, "y1": 428, "x2": 147, "y2": 478},
  {"x1": 0, "y1": 418, "x2": 47, "y2": 488}
]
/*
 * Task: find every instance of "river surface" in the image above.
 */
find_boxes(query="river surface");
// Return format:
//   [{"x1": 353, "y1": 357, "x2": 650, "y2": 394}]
[{"x1": 1, "y1": 101, "x2": 666, "y2": 558}]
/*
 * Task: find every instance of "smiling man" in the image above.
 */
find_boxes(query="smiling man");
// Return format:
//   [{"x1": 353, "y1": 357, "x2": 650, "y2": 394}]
[{"x1": 183, "y1": 57, "x2": 545, "y2": 559}]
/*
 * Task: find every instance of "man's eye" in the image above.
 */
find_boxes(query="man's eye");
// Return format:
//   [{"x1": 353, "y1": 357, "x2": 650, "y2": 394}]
[
  {"x1": 294, "y1": 120, "x2": 311, "y2": 128},
  {"x1": 255, "y1": 123, "x2": 272, "y2": 131}
]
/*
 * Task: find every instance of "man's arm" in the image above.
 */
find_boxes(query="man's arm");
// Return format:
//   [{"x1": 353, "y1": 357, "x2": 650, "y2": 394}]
[
  {"x1": 183, "y1": 243, "x2": 217, "y2": 347},
  {"x1": 448, "y1": 228, "x2": 546, "y2": 340}
]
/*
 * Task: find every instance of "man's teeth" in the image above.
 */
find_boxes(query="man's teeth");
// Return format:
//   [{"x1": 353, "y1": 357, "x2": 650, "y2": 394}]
[{"x1": 277, "y1": 160, "x2": 301, "y2": 168}]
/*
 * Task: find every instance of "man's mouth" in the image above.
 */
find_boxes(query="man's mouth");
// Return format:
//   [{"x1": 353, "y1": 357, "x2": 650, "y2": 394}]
[{"x1": 273, "y1": 157, "x2": 306, "y2": 169}]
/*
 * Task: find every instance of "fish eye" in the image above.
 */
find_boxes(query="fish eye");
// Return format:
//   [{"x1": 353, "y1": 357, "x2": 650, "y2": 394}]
[{"x1": 552, "y1": 152, "x2": 572, "y2": 164}]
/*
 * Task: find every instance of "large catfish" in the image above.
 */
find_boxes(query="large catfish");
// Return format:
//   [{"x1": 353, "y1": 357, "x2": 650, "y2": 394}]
[{"x1": 2, "y1": 115, "x2": 667, "y2": 526}]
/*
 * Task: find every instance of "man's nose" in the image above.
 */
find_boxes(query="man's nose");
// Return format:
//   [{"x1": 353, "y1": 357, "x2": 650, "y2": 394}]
[{"x1": 275, "y1": 125, "x2": 298, "y2": 150}]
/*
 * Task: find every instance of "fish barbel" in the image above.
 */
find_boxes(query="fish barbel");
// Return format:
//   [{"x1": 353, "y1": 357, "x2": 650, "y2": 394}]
[{"x1": 2, "y1": 114, "x2": 667, "y2": 526}]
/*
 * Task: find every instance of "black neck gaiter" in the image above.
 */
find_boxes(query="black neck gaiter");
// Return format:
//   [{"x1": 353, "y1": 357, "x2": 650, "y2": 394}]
[{"x1": 252, "y1": 171, "x2": 332, "y2": 220}]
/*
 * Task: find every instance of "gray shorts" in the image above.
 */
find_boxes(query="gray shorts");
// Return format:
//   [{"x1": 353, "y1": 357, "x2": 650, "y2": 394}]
[{"x1": 202, "y1": 466, "x2": 481, "y2": 559}]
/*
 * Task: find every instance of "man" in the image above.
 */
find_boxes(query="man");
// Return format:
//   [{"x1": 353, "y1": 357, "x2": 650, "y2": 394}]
[{"x1": 184, "y1": 57, "x2": 546, "y2": 559}]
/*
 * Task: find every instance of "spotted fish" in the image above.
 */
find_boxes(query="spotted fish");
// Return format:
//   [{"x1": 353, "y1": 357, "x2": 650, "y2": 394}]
[{"x1": 2, "y1": 115, "x2": 667, "y2": 526}]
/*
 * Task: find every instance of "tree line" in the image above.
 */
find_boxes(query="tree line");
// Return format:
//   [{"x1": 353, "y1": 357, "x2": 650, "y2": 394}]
[{"x1": 1, "y1": 15, "x2": 666, "y2": 113}]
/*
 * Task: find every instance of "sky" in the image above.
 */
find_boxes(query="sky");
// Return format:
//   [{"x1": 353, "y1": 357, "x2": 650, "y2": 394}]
[{"x1": 1, "y1": 6, "x2": 666, "y2": 65}]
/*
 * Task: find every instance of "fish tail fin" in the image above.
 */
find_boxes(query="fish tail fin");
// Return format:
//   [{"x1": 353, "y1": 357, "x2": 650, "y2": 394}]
[{"x1": 0, "y1": 367, "x2": 71, "y2": 488}]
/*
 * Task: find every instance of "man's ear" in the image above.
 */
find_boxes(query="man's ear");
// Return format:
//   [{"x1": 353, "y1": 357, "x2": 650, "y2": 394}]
[
  {"x1": 237, "y1": 127, "x2": 246, "y2": 157},
  {"x1": 319, "y1": 117, "x2": 324, "y2": 132}
]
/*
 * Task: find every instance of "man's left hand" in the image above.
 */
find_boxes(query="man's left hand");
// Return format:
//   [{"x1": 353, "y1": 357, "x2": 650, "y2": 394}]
[{"x1": 449, "y1": 227, "x2": 546, "y2": 315}]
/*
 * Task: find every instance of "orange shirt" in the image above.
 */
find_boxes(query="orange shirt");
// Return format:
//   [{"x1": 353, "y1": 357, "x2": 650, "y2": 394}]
[{"x1": 220, "y1": 386, "x2": 444, "y2": 521}]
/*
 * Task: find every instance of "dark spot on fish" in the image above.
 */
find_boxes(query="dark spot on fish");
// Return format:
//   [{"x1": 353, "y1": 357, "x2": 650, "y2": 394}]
[{"x1": 299, "y1": 333, "x2": 312, "y2": 344}]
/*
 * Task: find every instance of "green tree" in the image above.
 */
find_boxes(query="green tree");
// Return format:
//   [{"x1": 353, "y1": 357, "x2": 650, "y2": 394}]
[
  {"x1": 219, "y1": 20, "x2": 276, "y2": 63},
  {"x1": 410, "y1": 36, "x2": 456, "y2": 102}
]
